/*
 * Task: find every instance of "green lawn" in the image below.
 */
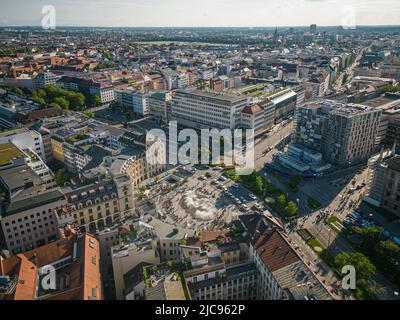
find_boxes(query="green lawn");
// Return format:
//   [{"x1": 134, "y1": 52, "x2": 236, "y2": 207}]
[
  {"x1": 306, "y1": 237, "x2": 335, "y2": 267},
  {"x1": 0, "y1": 143, "x2": 22, "y2": 166},
  {"x1": 327, "y1": 216, "x2": 345, "y2": 234}
]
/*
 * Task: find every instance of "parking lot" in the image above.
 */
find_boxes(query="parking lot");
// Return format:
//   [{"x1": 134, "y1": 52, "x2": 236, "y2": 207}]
[{"x1": 148, "y1": 165, "x2": 268, "y2": 231}]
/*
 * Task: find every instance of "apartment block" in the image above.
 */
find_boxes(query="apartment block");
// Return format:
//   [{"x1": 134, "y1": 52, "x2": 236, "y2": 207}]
[
  {"x1": 294, "y1": 100, "x2": 381, "y2": 166},
  {"x1": 57, "y1": 76, "x2": 115, "y2": 104},
  {"x1": 366, "y1": 154, "x2": 400, "y2": 217},
  {"x1": 115, "y1": 88, "x2": 151, "y2": 116},
  {"x1": 62, "y1": 174, "x2": 134, "y2": 234},
  {"x1": 148, "y1": 91, "x2": 172, "y2": 124},
  {"x1": 0, "y1": 165, "x2": 67, "y2": 254}
]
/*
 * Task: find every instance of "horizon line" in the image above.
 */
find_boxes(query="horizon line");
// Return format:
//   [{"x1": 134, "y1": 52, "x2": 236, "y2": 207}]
[{"x1": 2, "y1": 24, "x2": 400, "y2": 29}]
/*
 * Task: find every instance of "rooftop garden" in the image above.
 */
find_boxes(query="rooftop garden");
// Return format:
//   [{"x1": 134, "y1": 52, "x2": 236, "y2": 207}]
[
  {"x1": 65, "y1": 134, "x2": 87, "y2": 144},
  {"x1": 142, "y1": 262, "x2": 192, "y2": 299},
  {"x1": 0, "y1": 143, "x2": 22, "y2": 166}
]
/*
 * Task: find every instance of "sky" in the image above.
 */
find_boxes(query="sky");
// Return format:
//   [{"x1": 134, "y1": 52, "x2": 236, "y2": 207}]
[{"x1": 1, "y1": 0, "x2": 400, "y2": 27}]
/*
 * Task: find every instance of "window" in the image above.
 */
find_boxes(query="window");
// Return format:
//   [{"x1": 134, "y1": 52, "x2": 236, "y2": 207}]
[
  {"x1": 92, "y1": 256, "x2": 97, "y2": 265},
  {"x1": 89, "y1": 239, "x2": 95, "y2": 248}
]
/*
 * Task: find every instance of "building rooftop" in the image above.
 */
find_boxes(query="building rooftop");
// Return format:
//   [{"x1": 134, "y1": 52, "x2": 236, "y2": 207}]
[
  {"x1": 146, "y1": 273, "x2": 186, "y2": 300},
  {"x1": 0, "y1": 164, "x2": 42, "y2": 193},
  {"x1": 175, "y1": 88, "x2": 246, "y2": 103},
  {"x1": 0, "y1": 234, "x2": 101, "y2": 300},
  {"x1": 0, "y1": 143, "x2": 23, "y2": 167},
  {"x1": 241, "y1": 104, "x2": 263, "y2": 115},
  {"x1": 276, "y1": 261, "x2": 333, "y2": 300},
  {"x1": 251, "y1": 229, "x2": 300, "y2": 272},
  {"x1": 387, "y1": 155, "x2": 400, "y2": 172},
  {"x1": 147, "y1": 216, "x2": 195, "y2": 240}
]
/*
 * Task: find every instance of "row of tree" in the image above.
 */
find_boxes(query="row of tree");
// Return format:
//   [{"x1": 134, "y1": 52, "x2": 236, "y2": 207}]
[
  {"x1": 358, "y1": 226, "x2": 400, "y2": 283},
  {"x1": 9, "y1": 85, "x2": 103, "y2": 110}
]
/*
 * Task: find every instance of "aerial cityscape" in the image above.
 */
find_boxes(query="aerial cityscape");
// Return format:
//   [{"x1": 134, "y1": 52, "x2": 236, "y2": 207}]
[{"x1": 1, "y1": 0, "x2": 400, "y2": 305}]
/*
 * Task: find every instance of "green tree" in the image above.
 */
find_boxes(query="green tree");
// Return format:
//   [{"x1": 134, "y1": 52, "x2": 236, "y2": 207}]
[
  {"x1": 288, "y1": 173, "x2": 302, "y2": 190},
  {"x1": 359, "y1": 226, "x2": 383, "y2": 254},
  {"x1": 67, "y1": 92, "x2": 85, "y2": 109},
  {"x1": 277, "y1": 194, "x2": 287, "y2": 207},
  {"x1": 285, "y1": 201, "x2": 298, "y2": 217},
  {"x1": 110, "y1": 101, "x2": 119, "y2": 113},
  {"x1": 54, "y1": 168, "x2": 71, "y2": 186},
  {"x1": 38, "y1": 89, "x2": 47, "y2": 99},
  {"x1": 91, "y1": 93, "x2": 102, "y2": 107},
  {"x1": 83, "y1": 111, "x2": 95, "y2": 118},
  {"x1": 31, "y1": 94, "x2": 46, "y2": 104},
  {"x1": 255, "y1": 175, "x2": 264, "y2": 192},
  {"x1": 50, "y1": 102, "x2": 62, "y2": 110},
  {"x1": 12, "y1": 87, "x2": 24, "y2": 95},
  {"x1": 334, "y1": 252, "x2": 376, "y2": 285},
  {"x1": 376, "y1": 240, "x2": 400, "y2": 268},
  {"x1": 54, "y1": 97, "x2": 69, "y2": 110}
]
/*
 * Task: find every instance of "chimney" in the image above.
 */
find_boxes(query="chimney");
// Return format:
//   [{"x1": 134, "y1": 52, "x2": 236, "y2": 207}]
[{"x1": 29, "y1": 253, "x2": 37, "y2": 262}]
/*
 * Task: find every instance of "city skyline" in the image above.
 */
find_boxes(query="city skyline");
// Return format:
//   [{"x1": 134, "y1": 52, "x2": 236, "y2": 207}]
[
  {"x1": 1, "y1": 0, "x2": 400, "y2": 28},
  {"x1": 1, "y1": 0, "x2": 400, "y2": 305}
]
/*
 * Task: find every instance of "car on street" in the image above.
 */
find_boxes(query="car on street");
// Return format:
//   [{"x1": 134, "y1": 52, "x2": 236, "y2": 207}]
[{"x1": 254, "y1": 202, "x2": 262, "y2": 210}]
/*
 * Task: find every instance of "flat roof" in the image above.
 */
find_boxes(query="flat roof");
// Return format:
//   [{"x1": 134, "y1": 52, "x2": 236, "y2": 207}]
[
  {"x1": 176, "y1": 88, "x2": 246, "y2": 103},
  {"x1": 147, "y1": 217, "x2": 195, "y2": 240},
  {"x1": 0, "y1": 143, "x2": 23, "y2": 166}
]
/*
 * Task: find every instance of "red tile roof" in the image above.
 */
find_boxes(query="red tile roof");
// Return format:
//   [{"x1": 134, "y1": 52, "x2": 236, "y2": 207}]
[
  {"x1": 251, "y1": 230, "x2": 300, "y2": 272},
  {"x1": 0, "y1": 233, "x2": 101, "y2": 300}
]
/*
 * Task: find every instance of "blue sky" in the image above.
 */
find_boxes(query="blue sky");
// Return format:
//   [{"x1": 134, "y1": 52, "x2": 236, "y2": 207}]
[{"x1": 1, "y1": 0, "x2": 400, "y2": 27}]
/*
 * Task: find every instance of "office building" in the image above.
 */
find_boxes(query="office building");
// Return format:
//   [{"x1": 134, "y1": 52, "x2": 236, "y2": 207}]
[
  {"x1": 294, "y1": 100, "x2": 381, "y2": 166},
  {"x1": 115, "y1": 88, "x2": 151, "y2": 116},
  {"x1": 0, "y1": 165, "x2": 67, "y2": 254},
  {"x1": 171, "y1": 89, "x2": 248, "y2": 130},
  {"x1": 365, "y1": 154, "x2": 400, "y2": 217},
  {"x1": 148, "y1": 91, "x2": 172, "y2": 124},
  {"x1": 0, "y1": 129, "x2": 47, "y2": 162},
  {"x1": 310, "y1": 24, "x2": 317, "y2": 34}
]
